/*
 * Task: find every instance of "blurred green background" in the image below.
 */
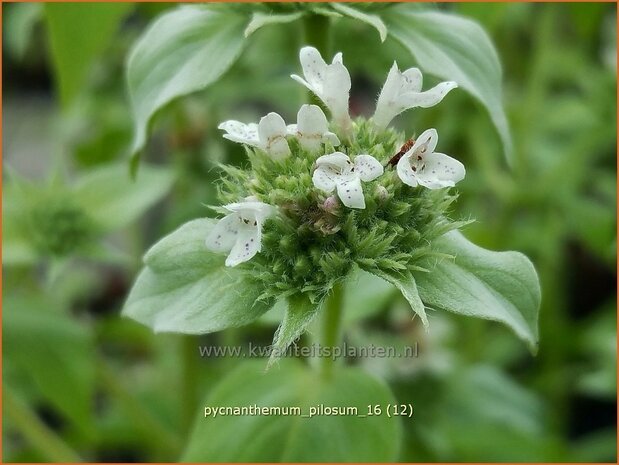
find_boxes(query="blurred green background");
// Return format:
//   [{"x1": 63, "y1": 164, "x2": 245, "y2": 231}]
[{"x1": 2, "y1": 2, "x2": 617, "y2": 462}]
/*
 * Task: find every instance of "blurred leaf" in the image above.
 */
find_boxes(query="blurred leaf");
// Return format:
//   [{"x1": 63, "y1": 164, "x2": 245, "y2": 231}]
[
  {"x1": 72, "y1": 162, "x2": 174, "y2": 232},
  {"x1": 332, "y1": 3, "x2": 387, "y2": 42},
  {"x1": 572, "y1": 428, "x2": 617, "y2": 462},
  {"x1": 182, "y1": 360, "x2": 401, "y2": 461},
  {"x1": 127, "y1": 5, "x2": 247, "y2": 173},
  {"x1": 123, "y1": 219, "x2": 274, "y2": 333},
  {"x1": 2, "y1": 183, "x2": 38, "y2": 265},
  {"x1": 384, "y1": 8, "x2": 513, "y2": 163},
  {"x1": 438, "y1": 365, "x2": 548, "y2": 461},
  {"x1": 244, "y1": 10, "x2": 303, "y2": 37},
  {"x1": 269, "y1": 294, "x2": 322, "y2": 366},
  {"x1": 416, "y1": 231, "x2": 540, "y2": 352},
  {"x1": 5, "y1": 3, "x2": 43, "y2": 59},
  {"x1": 447, "y1": 365, "x2": 543, "y2": 434},
  {"x1": 4, "y1": 295, "x2": 95, "y2": 437},
  {"x1": 563, "y1": 194, "x2": 616, "y2": 262},
  {"x1": 577, "y1": 304, "x2": 617, "y2": 399},
  {"x1": 45, "y1": 3, "x2": 133, "y2": 106}
]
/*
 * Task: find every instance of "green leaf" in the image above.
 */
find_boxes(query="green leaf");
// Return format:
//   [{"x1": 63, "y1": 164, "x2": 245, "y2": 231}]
[
  {"x1": 332, "y1": 3, "x2": 388, "y2": 42},
  {"x1": 182, "y1": 360, "x2": 401, "y2": 462},
  {"x1": 369, "y1": 269, "x2": 428, "y2": 328},
  {"x1": 123, "y1": 219, "x2": 274, "y2": 334},
  {"x1": 415, "y1": 231, "x2": 540, "y2": 352},
  {"x1": 268, "y1": 294, "x2": 322, "y2": 367},
  {"x1": 244, "y1": 10, "x2": 304, "y2": 37},
  {"x1": 383, "y1": 8, "x2": 513, "y2": 163},
  {"x1": 45, "y1": 3, "x2": 133, "y2": 106},
  {"x1": 4, "y1": 295, "x2": 95, "y2": 436},
  {"x1": 127, "y1": 5, "x2": 247, "y2": 173},
  {"x1": 72, "y1": 162, "x2": 174, "y2": 232}
]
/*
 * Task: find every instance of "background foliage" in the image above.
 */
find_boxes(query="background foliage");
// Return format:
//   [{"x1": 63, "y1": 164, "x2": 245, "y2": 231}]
[{"x1": 3, "y1": 2, "x2": 617, "y2": 462}]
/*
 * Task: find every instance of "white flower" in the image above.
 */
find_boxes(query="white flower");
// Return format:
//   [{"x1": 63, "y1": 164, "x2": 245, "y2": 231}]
[
  {"x1": 218, "y1": 112, "x2": 290, "y2": 160},
  {"x1": 287, "y1": 104, "x2": 340, "y2": 152},
  {"x1": 373, "y1": 63, "x2": 457, "y2": 129},
  {"x1": 205, "y1": 198, "x2": 275, "y2": 267},
  {"x1": 313, "y1": 152, "x2": 383, "y2": 209},
  {"x1": 291, "y1": 46, "x2": 352, "y2": 132},
  {"x1": 396, "y1": 128, "x2": 465, "y2": 189}
]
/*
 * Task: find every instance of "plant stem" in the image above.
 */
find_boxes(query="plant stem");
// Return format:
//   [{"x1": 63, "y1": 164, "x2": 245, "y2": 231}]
[
  {"x1": 320, "y1": 281, "x2": 344, "y2": 380},
  {"x1": 180, "y1": 335, "x2": 199, "y2": 434},
  {"x1": 97, "y1": 360, "x2": 180, "y2": 458},
  {"x1": 3, "y1": 387, "x2": 81, "y2": 462},
  {"x1": 303, "y1": 13, "x2": 331, "y2": 56},
  {"x1": 302, "y1": 13, "x2": 332, "y2": 107}
]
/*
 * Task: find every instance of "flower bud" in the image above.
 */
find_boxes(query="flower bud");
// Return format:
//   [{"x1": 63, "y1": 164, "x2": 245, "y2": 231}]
[
  {"x1": 322, "y1": 195, "x2": 339, "y2": 213},
  {"x1": 375, "y1": 185, "x2": 389, "y2": 202}
]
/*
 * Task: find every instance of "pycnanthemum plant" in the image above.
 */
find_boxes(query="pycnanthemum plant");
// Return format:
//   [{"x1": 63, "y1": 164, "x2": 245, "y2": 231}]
[{"x1": 124, "y1": 47, "x2": 540, "y2": 363}]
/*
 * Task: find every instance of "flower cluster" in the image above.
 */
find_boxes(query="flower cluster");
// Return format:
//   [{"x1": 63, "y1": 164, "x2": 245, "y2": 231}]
[{"x1": 206, "y1": 46, "x2": 465, "y2": 300}]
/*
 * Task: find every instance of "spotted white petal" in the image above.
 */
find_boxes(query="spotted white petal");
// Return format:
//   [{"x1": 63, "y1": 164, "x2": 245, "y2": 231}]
[
  {"x1": 396, "y1": 156, "x2": 419, "y2": 188},
  {"x1": 400, "y1": 81, "x2": 459, "y2": 110},
  {"x1": 312, "y1": 165, "x2": 339, "y2": 193},
  {"x1": 336, "y1": 176, "x2": 365, "y2": 209},
  {"x1": 225, "y1": 222, "x2": 262, "y2": 267},
  {"x1": 415, "y1": 152, "x2": 466, "y2": 189},
  {"x1": 294, "y1": 46, "x2": 327, "y2": 92},
  {"x1": 374, "y1": 64, "x2": 421, "y2": 116},
  {"x1": 314, "y1": 152, "x2": 353, "y2": 194},
  {"x1": 411, "y1": 128, "x2": 439, "y2": 156},
  {"x1": 258, "y1": 112, "x2": 290, "y2": 160},
  {"x1": 321, "y1": 61, "x2": 351, "y2": 127},
  {"x1": 316, "y1": 152, "x2": 353, "y2": 172},
  {"x1": 373, "y1": 63, "x2": 457, "y2": 128},
  {"x1": 225, "y1": 200, "x2": 275, "y2": 223},
  {"x1": 354, "y1": 154, "x2": 384, "y2": 182},
  {"x1": 204, "y1": 214, "x2": 238, "y2": 252},
  {"x1": 218, "y1": 120, "x2": 260, "y2": 147}
]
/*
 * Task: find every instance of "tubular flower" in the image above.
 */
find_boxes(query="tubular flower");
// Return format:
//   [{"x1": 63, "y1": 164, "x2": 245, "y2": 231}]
[
  {"x1": 291, "y1": 46, "x2": 352, "y2": 133},
  {"x1": 205, "y1": 198, "x2": 275, "y2": 267},
  {"x1": 373, "y1": 63, "x2": 457, "y2": 129},
  {"x1": 287, "y1": 104, "x2": 340, "y2": 152},
  {"x1": 396, "y1": 128, "x2": 465, "y2": 189},
  {"x1": 312, "y1": 152, "x2": 383, "y2": 209},
  {"x1": 218, "y1": 112, "x2": 291, "y2": 160}
]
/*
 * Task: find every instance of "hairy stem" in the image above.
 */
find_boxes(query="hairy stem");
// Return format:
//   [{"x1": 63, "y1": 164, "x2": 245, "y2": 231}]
[
  {"x1": 320, "y1": 281, "x2": 344, "y2": 380},
  {"x1": 3, "y1": 387, "x2": 81, "y2": 462}
]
